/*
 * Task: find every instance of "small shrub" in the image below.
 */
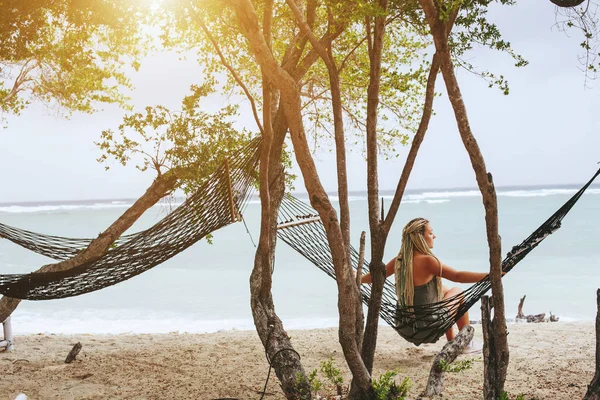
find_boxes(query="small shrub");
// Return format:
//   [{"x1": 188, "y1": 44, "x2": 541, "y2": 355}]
[
  {"x1": 372, "y1": 369, "x2": 412, "y2": 400},
  {"x1": 499, "y1": 392, "x2": 532, "y2": 400},
  {"x1": 438, "y1": 357, "x2": 475, "y2": 373},
  {"x1": 320, "y1": 357, "x2": 344, "y2": 395},
  {"x1": 308, "y1": 368, "x2": 323, "y2": 393}
]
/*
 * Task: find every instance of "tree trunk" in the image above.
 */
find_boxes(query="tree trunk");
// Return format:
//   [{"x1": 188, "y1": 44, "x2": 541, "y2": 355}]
[
  {"x1": 584, "y1": 288, "x2": 600, "y2": 400},
  {"x1": 358, "y1": 2, "x2": 389, "y2": 387},
  {"x1": 418, "y1": 0, "x2": 509, "y2": 394},
  {"x1": 0, "y1": 172, "x2": 178, "y2": 322},
  {"x1": 481, "y1": 295, "x2": 501, "y2": 400},
  {"x1": 220, "y1": 2, "x2": 344, "y2": 397},
  {"x1": 285, "y1": 0, "x2": 361, "y2": 354},
  {"x1": 422, "y1": 325, "x2": 474, "y2": 397},
  {"x1": 229, "y1": 0, "x2": 372, "y2": 394},
  {"x1": 249, "y1": 63, "x2": 314, "y2": 397}
]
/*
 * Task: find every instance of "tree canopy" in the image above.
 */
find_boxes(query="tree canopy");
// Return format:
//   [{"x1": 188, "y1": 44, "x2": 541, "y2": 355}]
[{"x1": 0, "y1": 0, "x2": 150, "y2": 125}]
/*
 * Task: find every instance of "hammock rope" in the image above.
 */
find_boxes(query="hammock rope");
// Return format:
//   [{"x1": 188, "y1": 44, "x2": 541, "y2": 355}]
[
  {"x1": 0, "y1": 146, "x2": 597, "y2": 344},
  {"x1": 276, "y1": 167, "x2": 600, "y2": 345},
  {"x1": 0, "y1": 137, "x2": 261, "y2": 300}
]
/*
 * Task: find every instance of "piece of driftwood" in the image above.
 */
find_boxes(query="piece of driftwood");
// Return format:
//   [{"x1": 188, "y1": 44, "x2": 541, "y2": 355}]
[
  {"x1": 516, "y1": 294, "x2": 557, "y2": 323},
  {"x1": 584, "y1": 288, "x2": 600, "y2": 399},
  {"x1": 421, "y1": 325, "x2": 474, "y2": 397},
  {"x1": 516, "y1": 295, "x2": 526, "y2": 319},
  {"x1": 526, "y1": 313, "x2": 546, "y2": 323},
  {"x1": 65, "y1": 342, "x2": 82, "y2": 364}
]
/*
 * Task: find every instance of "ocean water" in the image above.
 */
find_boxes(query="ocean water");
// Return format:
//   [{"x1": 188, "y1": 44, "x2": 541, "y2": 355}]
[{"x1": 0, "y1": 184, "x2": 599, "y2": 335}]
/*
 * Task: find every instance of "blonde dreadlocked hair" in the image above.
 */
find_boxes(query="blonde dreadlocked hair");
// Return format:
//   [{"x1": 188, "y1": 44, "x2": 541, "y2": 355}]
[{"x1": 394, "y1": 218, "x2": 443, "y2": 307}]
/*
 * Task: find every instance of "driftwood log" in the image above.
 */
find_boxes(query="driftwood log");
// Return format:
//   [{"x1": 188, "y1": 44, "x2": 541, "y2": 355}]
[
  {"x1": 516, "y1": 295, "x2": 558, "y2": 323},
  {"x1": 421, "y1": 325, "x2": 474, "y2": 397},
  {"x1": 65, "y1": 342, "x2": 82, "y2": 364},
  {"x1": 584, "y1": 288, "x2": 600, "y2": 399}
]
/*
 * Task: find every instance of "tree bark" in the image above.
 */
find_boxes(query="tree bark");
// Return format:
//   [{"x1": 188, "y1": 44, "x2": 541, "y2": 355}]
[
  {"x1": 482, "y1": 295, "x2": 502, "y2": 400},
  {"x1": 229, "y1": 0, "x2": 371, "y2": 393},
  {"x1": 584, "y1": 288, "x2": 600, "y2": 400},
  {"x1": 418, "y1": 1, "x2": 508, "y2": 394},
  {"x1": 216, "y1": 1, "x2": 345, "y2": 397},
  {"x1": 285, "y1": 1, "x2": 360, "y2": 350},
  {"x1": 0, "y1": 172, "x2": 178, "y2": 322},
  {"x1": 359, "y1": 1, "x2": 390, "y2": 383},
  {"x1": 422, "y1": 325, "x2": 474, "y2": 397}
]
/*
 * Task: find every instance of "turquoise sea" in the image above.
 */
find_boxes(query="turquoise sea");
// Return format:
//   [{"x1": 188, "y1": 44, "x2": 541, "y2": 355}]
[{"x1": 0, "y1": 184, "x2": 599, "y2": 335}]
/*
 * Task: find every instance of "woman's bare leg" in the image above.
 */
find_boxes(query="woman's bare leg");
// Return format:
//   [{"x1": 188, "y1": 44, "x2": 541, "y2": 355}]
[{"x1": 443, "y1": 286, "x2": 468, "y2": 341}]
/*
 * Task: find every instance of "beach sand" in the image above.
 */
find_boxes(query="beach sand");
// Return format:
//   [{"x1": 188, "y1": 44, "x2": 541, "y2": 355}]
[{"x1": 0, "y1": 322, "x2": 595, "y2": 399}]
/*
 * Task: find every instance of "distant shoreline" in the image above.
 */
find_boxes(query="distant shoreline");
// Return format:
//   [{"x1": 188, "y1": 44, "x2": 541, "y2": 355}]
[{"x1": 2, "y1": 182, "x2": 599, "y2": 207}]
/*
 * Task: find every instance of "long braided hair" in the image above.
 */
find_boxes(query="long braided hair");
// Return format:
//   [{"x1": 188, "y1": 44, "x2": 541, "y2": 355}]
[{"x1": 394, "y1": 218, "x2": 442, "y2": 307}]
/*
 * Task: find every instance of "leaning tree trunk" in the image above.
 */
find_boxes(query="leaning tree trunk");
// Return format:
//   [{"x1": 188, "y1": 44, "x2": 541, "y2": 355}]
[
  {"x1": 584, "y1": 289, "x2": 600, "y2": 399},
  {"x1": 0, "y1": 172, "x2": 178, "y2": 322},
  {"x1": 418, "y1": 1, "x2": 508, "y2": 396}
]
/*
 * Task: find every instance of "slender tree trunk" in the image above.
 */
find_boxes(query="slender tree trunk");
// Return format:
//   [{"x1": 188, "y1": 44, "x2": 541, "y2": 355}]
[
  {"x1": 0, "y1": 172, "x2": 178, "y2": 322},
  {"x1": 359, "y1": 2, "x2": 389, "y2": 385},
  {"x1": 584, "y1": 289, "x2": 600, "y2": 400},
  {"x1": 248, "y1": 2, "x2": 311, "y2": 395},
  {"x1": 418, "y1": 0, "x2": 508, "y2": 393},
  {"x1": 250, "y1": 127, "x2": 309, "y2": 398},
  {"x1": 229, "y1": 0, "x2": 372, "y2": 393},
  {"x1": 286, "y1": 0, "x2": 365, "y2": 377}
]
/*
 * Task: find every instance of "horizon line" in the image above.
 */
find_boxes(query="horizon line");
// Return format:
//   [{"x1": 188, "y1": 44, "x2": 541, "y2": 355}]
[{"x1": 1, "y1": 181, "x2": 598, "y2": 206}]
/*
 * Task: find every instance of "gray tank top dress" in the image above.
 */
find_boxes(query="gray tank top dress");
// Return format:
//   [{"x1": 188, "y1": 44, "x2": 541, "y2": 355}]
[{"x1": 395, "y1": 278, "x2": 449, "y2": 345}]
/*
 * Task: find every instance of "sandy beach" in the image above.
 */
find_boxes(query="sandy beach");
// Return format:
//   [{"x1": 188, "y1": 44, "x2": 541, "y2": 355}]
[{"x1": 0, "y1": 321, "x2": 595, "y2": 399}]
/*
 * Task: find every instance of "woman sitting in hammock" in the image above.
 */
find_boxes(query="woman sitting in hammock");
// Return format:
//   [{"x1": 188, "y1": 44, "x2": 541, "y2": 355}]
[{"x1": 361, "y1": 217, "x2": 488, "y2": 342}]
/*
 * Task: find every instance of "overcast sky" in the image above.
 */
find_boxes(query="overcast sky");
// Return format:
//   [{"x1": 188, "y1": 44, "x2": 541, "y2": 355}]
[{"x1": 1, "y1": 1, "x2": 599, "y2": 203}]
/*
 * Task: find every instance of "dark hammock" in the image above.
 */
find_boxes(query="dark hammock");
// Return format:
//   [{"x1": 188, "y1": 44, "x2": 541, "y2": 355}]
[
  {"x1": 0, "y1": 137, "x2": 261, "y2": 300},
  {"x1": 277, "y1": 167, "x2": 600, "y2": 345},
  {"x1": 0, "y1": 149, "x2": 597, "y2": 344}
]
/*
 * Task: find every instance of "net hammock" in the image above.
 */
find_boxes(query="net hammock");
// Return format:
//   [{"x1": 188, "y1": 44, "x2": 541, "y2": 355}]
[
  {"x1": 0, "y1": 145, "x2": 597, "y2": 344},
  {"x1": 0, "y1": 137, "x2": 261, "y2": 300},
  {"x1": 276, "y1": 167, "x2": 600, "y2": 345}
]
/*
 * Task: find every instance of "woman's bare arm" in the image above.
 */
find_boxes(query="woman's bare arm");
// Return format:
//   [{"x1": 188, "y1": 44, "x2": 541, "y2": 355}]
[
  {"x1": 360, "y1": 258, "x2": 396, "y2": 284},
  {"x1": 422, "y1": 256, "x2": 488, "y2": 283}
]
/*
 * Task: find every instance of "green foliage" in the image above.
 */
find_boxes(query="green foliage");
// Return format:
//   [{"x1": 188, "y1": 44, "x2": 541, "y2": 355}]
[
  {"x1": 446, "y1": 0, "x2": 528, "y2": 94},
  {"x1": 0, "y1": 0, "x2": 151, "y2": 125},
  {"x1": 556, "y1": 4, "x2": 600, "y2": 84},
  {"x1": 499, "y1": 391, "x2": 535, "y2": 400},
  {"x1": 294, "y1": 371, "x2": 313, "y2": 399},
  {"x1": 437, "y1": 357, "x2": 475, "y2": 373},
  {"x1": 96, "y1": 82, "x2": 253, "y2": 194},
  {"x1": 372, "y1": 369, "x2": 412, "y2": 400},
  {"x1": 308, "y1": 368, "x2": 323, "y2": 393},
  {"x1": 320, "y1": 357, "x2": 344, "y2": 389},
  {"x1": 160, "y1": 0, "x2": 429, "y2": 157}
]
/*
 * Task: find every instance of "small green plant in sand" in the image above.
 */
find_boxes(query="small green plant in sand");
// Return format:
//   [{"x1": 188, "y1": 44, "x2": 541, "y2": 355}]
[
  {"x1": 372, "y1": 369, "x2": 412, "y2": 400},
  {"x1": 437, "y1": 357, "x2": 475, "y2": 373},
  {"x1": 298, "y1": 358, "x2": 412, "y2": 399},
  {"x1": 499, "y1": 392, "x2": 535, "y2": 400},
  {"x1": 320, "y1": 357, "x2": 344, "y2": 396}
]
